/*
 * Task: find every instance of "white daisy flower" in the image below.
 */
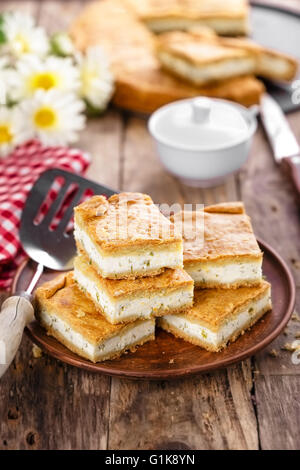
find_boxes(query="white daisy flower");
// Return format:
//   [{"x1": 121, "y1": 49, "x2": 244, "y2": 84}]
[
  {"x1": 0, "y1": 58, "x2": 22, "y2": 105},
  {"x1": 50, "y1": 32, "x2": 75, "y2": 57},
  {"x1": 0, "y1": 57, "x2": 10, "y2": 105},
  {"x1": 0, "y1": 12, "x2": 49, "y2": 58},
  {"x1": 0, "y1": 57, "x2": 9, "y2": 69},
  {"x1": 0, "y1": 106, "x2": 26, "y2": 157},
  {"x1": 18, "y1": 89, "x2": 86, "y2": 146},
  {"x1": 11, "y1": 55, "x2": 81, "y2": 101},
  {"x1": 77, "y1": 46, "x2": 114, "y2": 111}
]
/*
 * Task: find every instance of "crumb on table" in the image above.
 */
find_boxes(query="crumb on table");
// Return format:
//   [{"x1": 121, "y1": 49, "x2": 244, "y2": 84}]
[
  {"x1": 32, "y1": 344, "x2": 42, "y2": 359},
  {"x1": 269, "y1": 349, "x2": 279, "y2": 358},
  {"x1": 281, "y1": 342, "x2": 300, "y2": 352},
  {"x1": 291, "y1": 312, "x2": 300, "y2": 322}
]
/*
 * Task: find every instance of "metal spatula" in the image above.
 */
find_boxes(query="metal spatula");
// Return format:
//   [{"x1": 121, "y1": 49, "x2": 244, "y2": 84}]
[{"x1": 0, "y1": 168, "x2": 116, "y2": 378}]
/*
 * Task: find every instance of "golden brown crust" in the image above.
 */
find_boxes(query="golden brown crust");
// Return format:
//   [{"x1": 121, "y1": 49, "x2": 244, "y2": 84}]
[
  {"x1": 159, "y1": 302, "x2": 271, "y2": 352},
  {"x1": 157, "y1": 31, "x2": 250, "y2": 66},
  {"x1": 186, "y1": 255, "x2": 258, "y2": 269},
  {"x1": 177, "y1": 280, "x2": 271, "y2": 331},
  {"x1": 194, "y1": 278, "x2": 262, "y2": 289},
  {"x1": 74, "y1": 254, "x2": 193, "y2": 299},
  {"x1": 113, "y1": 71, "x2": 263, "y2": 112},
  {"x1": 171, "y1": 202, "x2": 262, "y2": 263},
  {"x1": 35, "y1": 272, "x2": 129, "y2": 344},
  {"x1": 74, "y1": 193, "x2": 182, "y2": 254},
  {"x1": 204, "y1": 201, "x2": 245, "y2": 214},
  {"x1": 70, "y1": 0, "x2": 264, "y2": 112},
  {"x1": 124, "y1": 0, "x2": 248, "y2": 21}
]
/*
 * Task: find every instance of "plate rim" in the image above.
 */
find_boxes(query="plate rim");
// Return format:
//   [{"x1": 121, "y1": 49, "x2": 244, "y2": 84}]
[
  {"x1": 250, "y1": 0, "x2": 300, "y2": 19},
  {"x1": 11, "y1": 237, "x2": 296, "y2": 380}
]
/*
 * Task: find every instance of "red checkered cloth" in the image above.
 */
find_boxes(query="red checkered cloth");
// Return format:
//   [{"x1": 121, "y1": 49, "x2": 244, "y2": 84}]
[{"x1": 0, "y1": 140, "x2": 91, "y2": 290}]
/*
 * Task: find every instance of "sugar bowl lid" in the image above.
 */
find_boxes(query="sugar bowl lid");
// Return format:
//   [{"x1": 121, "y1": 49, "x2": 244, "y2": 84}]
[{"x1": 148, "y1": 97, "x2": 252, "y2": 151}]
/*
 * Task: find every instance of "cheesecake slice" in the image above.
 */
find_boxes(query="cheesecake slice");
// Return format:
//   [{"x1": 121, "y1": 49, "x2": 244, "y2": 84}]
[
  {"x1": 171, "y1": 202, "x2": 263, "y2": 289},
  {"x1": 157, "y1": 30, "x2": 255, "y2": 85},
  {"x1": 74, "y1": 254, "x2": 194, "y2": 324},
  {"x1": 70, "y1": 0, "x2": 264, "y2": 112},
  {"x1": 74, "y1": 193, "x2": 183, "y2": 279},
  {"x1": 34, "y1": 272, "x2": 155, "y2": 363},
  {"x1": 159, "y1": 280, "x2": 272, "y2": 352},
  {"x1": 124, "y1": 0, "x2": 250, "y2": 35},
  {"x1": 220, "y1": 36, "x2": 298, "y2": 82},
  {"x1": 157, "y1": 30, "x2": 297, "y2": 86}
]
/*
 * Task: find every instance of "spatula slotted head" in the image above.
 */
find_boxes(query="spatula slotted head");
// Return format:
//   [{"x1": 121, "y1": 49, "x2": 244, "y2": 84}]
[{"x1": 20, "y1": 168, "x2": 116, "y2": 270}]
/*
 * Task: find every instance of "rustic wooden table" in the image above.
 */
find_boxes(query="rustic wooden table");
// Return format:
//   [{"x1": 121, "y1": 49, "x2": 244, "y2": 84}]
[{"x1": 0, "y1": 0, "x2": 300, "y2": 451}]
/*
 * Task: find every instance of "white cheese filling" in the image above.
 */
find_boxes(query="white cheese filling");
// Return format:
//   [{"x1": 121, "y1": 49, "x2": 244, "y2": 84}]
[
  {"x1": 158, "y1": 51, "x2": 255, "y2": 85},
  {"x1": 185, "y1": 259, "x2": 262, "y2": 285},
  {"x1": 74, "y1": 225, "x2": 182, "y2": 278},
  {"x1": 146, "y1": 18, "x2": 248, "y2": 35},
  {"x1": 259, "y1": 54, "x2": 292, "y2": 79},
  {"x1": 160, "y1": 291, "x2": 271, "y2": 348},
  {"x1": 74, "y1": 266, "x2": 193, "y2": 323},
  {"x1": 40, "y1": 309, "x2": 154, "y2": 361}
]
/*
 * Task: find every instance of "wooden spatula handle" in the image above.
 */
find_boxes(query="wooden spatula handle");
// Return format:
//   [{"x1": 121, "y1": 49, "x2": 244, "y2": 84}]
[
  {"x1": 0, "y1": 296, "x2": 34, "y2": 379},
  {"x1": 282, "y1": 155, "x2": 300, "y2": 196}
]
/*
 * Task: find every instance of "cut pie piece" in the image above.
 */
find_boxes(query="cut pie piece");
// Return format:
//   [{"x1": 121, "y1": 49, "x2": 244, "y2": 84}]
[
  {"x1": 74, "y1": 193, "x2": 183, "y2": 279},
  {"x1": 74, "y1": 254, "x2": 194, "y2": 324},
  {"x1": 157, "y1": 30, "x2": 298, "y2": 85},
  {"x1": 34, "y1": 272, "x2": 155, "y2": 363},
  {"x1": 171, "y1": 202, "x2": 263, "y2": 289},
  {"x1": 159, "y1": 280, "x2": 272, "y2": 352},
  {"x1": 70, "y1": 0, "x2": 265, "y2": 113},
  {"x1": 220, "y1": 36, "x2": 298, "y2": 82},
  {"x1": 124, "y1": 0, "x2": 250, "y2": 36},
  {"x1": 157, "y1": 30, "x2": 256, "y2": 85}
]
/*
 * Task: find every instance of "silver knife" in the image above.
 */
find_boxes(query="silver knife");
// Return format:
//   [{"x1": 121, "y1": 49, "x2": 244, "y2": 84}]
[{"x1": 260, "y1": 94, "x2": 300, "y2": 195}]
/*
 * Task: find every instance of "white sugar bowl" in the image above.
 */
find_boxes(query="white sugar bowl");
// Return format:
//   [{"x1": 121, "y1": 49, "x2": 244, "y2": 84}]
[{"x1": 148, "y1": 97, "x2": 257, "y2": 187}]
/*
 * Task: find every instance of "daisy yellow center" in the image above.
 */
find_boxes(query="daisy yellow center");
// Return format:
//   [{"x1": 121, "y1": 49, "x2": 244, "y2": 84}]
[
  {"x1": 0, "y1": 124, "x2": 13, "y2": 144},
  {"x1": 34, "y1": 107, "x2": 57, "y2": 129},
  {"x1": 31, "y1": 72, "x2": 59, "y2": 91}
]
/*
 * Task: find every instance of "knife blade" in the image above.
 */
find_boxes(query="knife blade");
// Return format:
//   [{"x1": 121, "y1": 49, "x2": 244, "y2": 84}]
[{"x1": 260, "y1": 94, "x2": 300, "y2": 195}]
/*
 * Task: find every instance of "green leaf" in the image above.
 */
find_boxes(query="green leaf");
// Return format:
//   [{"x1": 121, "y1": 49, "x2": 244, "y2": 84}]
[
  {"x1": 84, "y1": 100, "x2": 106, "y2": 117},
  {"x1": 0, "y1": 29, "x2": 6, "y2": 45},
  {"x1": 0, "y1": 14, "x2": 6, "y2": 44},
  {"x1": 50, "y1": 32, "x2": 75, "y2": 57}
]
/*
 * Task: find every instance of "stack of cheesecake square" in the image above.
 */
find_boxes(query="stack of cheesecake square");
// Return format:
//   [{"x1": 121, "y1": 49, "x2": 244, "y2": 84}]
[
  {"x1": 36, "y1": 192, "x2": 194, "y2": 362},
  {"x1": 35, "y1": 193, "x2": 271, "y2": 363},
  {"x1": 158, "y1": 201, "x2": 272, "y2": 352}
]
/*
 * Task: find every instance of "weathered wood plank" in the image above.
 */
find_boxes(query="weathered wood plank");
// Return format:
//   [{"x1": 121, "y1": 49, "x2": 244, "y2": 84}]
[
  {"x1": 108, "y1": 363, "x2": 258, "y2": 450},
  {"x1": 37, "y1": 0, "x2": 85, "y2": 33},
  {"x1": 79, "y1": 110, "x2": 123, "y2": 191},
  {"x1": 0, "y1": 335, "x2": 111, "y2": 449},
  {"x1": 0, "y1": 0, "x2": 40, "y2": 15},
  {"x1": 255, "y1": 375, "x2": 300, "y2": 450}
]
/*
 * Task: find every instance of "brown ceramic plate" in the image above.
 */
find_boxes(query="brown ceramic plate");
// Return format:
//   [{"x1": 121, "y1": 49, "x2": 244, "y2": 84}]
[{"x1": 12, "y1": 239, "x2": 295, "y2": 380}]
